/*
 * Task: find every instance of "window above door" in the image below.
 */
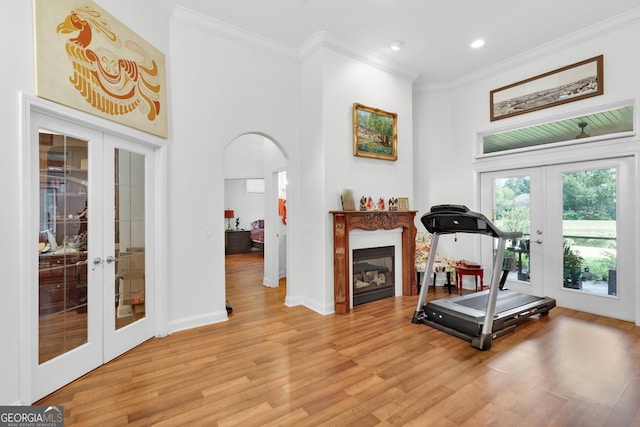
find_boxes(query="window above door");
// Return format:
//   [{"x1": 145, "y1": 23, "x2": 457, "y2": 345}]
[{"x1": 479, "y1": 100, "x2": 635, "y2": 157}]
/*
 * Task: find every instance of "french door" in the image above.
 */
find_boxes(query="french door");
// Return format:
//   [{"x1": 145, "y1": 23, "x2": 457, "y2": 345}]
[
  {"x1": 480, "y1": 156, "x2": 636, "y2": 321},
  {"x1": 30, "y1": 111, "x2": 155, "y2": 401}
]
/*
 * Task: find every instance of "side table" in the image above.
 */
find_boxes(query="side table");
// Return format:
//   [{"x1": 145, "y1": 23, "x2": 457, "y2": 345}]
[
  {"x1": 455, "y1": 266, "x2": 486, "y2": 294},
  {"x1": 225, "y1": 230, "x2": 252, "y2": 255}
]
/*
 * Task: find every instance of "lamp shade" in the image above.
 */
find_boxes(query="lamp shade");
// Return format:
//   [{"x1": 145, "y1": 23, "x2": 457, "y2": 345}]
[{"x1": 224, "y1": 210, "x2": 235, "y2": 219}]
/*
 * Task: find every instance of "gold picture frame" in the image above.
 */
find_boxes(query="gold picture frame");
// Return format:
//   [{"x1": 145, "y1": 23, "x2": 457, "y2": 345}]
[
  {"x1": 397, "y1": 198, "x2": 409, "y2": 210},
  {"x1": 353, "y1": 103, "x2": 397, "y2": 161},
  {"x1": 490, "y1": 55, "x2": 603, "y2": 122}
]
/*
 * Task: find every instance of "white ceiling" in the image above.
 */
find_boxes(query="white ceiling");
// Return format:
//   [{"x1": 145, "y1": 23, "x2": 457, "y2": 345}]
[{"x1": 153, "y1": 0, "x2": 640, "y2": 88}]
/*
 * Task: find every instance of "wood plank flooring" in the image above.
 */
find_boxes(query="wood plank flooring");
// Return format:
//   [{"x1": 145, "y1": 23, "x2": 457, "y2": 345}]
[{"x1": 37, "y1": 252, "x2": 640, "y2": 426}]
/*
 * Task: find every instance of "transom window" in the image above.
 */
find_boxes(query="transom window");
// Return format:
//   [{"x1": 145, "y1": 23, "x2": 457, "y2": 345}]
[{"x1": 480, "y1": 104, "x2": 634, "y2": 156}]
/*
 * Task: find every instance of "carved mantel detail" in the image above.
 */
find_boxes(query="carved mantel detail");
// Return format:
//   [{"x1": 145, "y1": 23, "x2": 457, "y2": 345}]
[{"x1": 330, "y1": 210, "x2": 418, "y2": 314}]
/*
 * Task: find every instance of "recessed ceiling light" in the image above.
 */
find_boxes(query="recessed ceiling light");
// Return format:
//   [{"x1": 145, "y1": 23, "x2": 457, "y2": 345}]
[
  {"x1": 471, "y1": 39, "x2": 485, "y2": 49},
  {"x1": 390, "y1": 40, "x2": 404, "y2": 51}
]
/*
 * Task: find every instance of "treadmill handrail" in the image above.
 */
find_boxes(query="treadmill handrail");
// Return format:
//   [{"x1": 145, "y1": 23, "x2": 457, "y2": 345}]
[{"x1": 420, "y1": 205, "x2": 522, "y2": 240}]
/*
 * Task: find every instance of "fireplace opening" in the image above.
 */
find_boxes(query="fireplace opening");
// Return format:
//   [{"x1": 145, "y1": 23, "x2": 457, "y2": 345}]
[{"x1": 353, "y1": 246, "x2": 395, "y2": 306}]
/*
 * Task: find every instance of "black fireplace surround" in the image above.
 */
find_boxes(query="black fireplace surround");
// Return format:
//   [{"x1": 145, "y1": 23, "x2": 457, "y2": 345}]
[{"x1": 352, "y1": 246, "x2": 395, "y2": 306}]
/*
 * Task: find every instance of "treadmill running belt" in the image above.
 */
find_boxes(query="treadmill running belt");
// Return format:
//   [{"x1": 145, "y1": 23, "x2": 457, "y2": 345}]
[{"x1": 456, "y1": 291, "x2": 541, "y2": 313}]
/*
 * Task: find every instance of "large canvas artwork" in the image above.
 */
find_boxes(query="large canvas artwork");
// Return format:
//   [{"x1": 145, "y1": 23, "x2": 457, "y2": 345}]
[
  {"x1": 490, "y1": 55, "x2": 603, "y2": 122},
  {"x1": 34, "y1": 0, "x2": 168, "y2": 138}
]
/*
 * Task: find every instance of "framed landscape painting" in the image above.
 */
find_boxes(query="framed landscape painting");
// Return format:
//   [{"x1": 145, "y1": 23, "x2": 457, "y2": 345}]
[
  {"x1": 353, "y1": 103, "x2": 397, "y2": 161},
  {"x1": 490, "y1": 55, "x2": 603, "y2": 121}
]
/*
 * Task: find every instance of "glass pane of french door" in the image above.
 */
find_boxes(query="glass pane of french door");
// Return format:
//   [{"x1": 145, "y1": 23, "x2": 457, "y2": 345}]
[
  {"x1": 38, "y1": 131, "x2": 89, "y2": 363},
  {"x1": 32, "y1": 117, "x2": 103, "y2": 403},
  {"x1": 114, "y1": 149, "x2": 146, "y2": 329},
  {"x1": 102, "y1": 136, "x2": 154, "y2": 363},
  {"x1": 480, "y1": 168, "x2": 544, "y2": 296},
  {"x1": 493, "y1": 175, "x2": 531, "y2": 283},
  {"x1": 562, "y1": 168, "x2": 617, "y2": 295}
]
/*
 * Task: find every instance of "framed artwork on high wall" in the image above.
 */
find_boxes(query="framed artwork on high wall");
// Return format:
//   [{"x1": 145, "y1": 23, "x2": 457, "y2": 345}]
[
  {"x1": 490, "y1": 55, "x2": 603, "y2": 121},
  {"x1": 353, "y1": 103, "x2": 398, "y2": 161},
  {"x1": 34, "y1": 0, "x2": 169, "y2": 138}
]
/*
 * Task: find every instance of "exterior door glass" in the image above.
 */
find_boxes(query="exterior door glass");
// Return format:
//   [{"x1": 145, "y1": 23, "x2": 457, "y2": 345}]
[
  {"x1": 562, "y1": 168, "x2": 617, "y2": 295},
  {"x1": 38, "y1": 132, "x2": 89, "y2": 363},
  {"x1": 493, "y1": 176, "x2": 531, "y2": 283},
  {"x1": 481, "y1": 157, "x2": 633, "y2": 321}
]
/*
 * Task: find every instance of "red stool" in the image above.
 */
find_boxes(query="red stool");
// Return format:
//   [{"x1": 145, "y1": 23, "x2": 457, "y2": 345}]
[{"x1": 455, "y1": 266, "x2": 485, "y2": 294}]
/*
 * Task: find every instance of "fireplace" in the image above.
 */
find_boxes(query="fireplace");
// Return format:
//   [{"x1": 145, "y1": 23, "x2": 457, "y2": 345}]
[
  {"x1": 330, "y1": 210, "x2": 417, "y2": 314},
  {"x1": 353, "y1": 246, "x2": 395, "y2": 306}
]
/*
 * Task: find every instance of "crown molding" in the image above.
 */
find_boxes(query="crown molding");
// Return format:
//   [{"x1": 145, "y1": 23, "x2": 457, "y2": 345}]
[
  {"x1": 172, "y1": 6, "x2": 419, "y2": 82},
  {"x1": 415, "y1": 7, "x2": 640, "y2": 94},
  {"x1": 299, "y1": 32, "x2": 420, "y2": 82},
  {"x1": 172, "y1": 6, "x2": 299, "y2": 63}
]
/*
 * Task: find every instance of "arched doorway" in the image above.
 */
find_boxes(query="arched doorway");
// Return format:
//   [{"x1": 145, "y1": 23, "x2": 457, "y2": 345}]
[{"x1": 223, "y1": 133, "x2": 288, "y2": 310}]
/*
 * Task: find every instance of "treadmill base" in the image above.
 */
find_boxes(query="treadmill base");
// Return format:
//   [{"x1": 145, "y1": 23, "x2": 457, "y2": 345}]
[{"x1": 415, "y1": 289, "x2": 556, "y2": 350}]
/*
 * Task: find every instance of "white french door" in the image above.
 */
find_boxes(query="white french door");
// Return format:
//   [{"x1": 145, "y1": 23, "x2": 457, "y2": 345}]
[
  {"x1": 480, "y1": 156, "x2": 636, "y2": 321},
  {"x1": 102, "y1": 133, "x2": 156, "y2": 361},
  {"x1": 480, "y1": 168, "x2": 544, "y2": 296},
  {"x1": 29, "y1": 111, "x2": 155, "y2": 401},
  {"x1": 543, "y1": 158, "x2": 635, "y2": 319}
]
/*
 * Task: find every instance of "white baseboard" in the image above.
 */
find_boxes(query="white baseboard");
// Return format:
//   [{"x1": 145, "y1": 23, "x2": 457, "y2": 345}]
[
  {"x1": 285, "y1": 295, "x2": 333, "y2": 315},
  {"x1": 262, "y1": 277, "x2": 277, "y2": 288},
  {"x1": 167, "y1": 309, "x2": 228, "y2": 334}
]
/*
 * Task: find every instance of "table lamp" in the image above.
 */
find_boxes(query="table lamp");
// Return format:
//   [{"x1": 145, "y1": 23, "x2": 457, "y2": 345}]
[{"x1": 224, "y1": 209, "x2": 235, "y2": 231}]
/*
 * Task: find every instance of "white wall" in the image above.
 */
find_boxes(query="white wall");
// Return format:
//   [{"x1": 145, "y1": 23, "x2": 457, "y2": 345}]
[
  {"x1": 224, "y1": 134, "x2": 267, "y2": 179},
  {"x1": 297, "y1": 49, "x2": 326, "y2": 310},
  {"x1": 412, "y1": 89, "x2": 453, "y2": 219},
  {"x1": 0, "y1": 0, "x2": 35, "y2": 406},
  {"x1": 298, "y1": 48, "x2": 415, "y2": 313},
  {"x1": 322, "y1": 49, "x2": 414, "y2": 211},
  {"x1": 167, "y1": 13, "x2": 302, "y2": 332},
  {"x1": 414, "y1": 19, "x2": 640, "y2": 300}
]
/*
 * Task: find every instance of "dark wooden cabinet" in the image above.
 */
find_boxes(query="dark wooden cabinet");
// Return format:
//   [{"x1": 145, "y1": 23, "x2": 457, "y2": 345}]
[
  {"x1": 225, "y1": 231, "x2": 251, "y2": 255},
  {"x1": 39, "y1": 253, "x2": 87, "y2": 314}
]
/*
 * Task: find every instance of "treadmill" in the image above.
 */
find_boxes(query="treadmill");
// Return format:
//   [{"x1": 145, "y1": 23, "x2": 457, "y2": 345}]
[{"x1": 411, "y1": 205, "x2": 556, "y2": 350}]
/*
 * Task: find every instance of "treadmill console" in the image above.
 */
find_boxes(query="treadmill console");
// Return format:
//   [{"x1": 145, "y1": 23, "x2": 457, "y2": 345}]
[
  {"x1": 430, "y1": 204, "x2": 469, "y2": 213},
  {"x1": 421, "y1": 204, "x2": 522, "y2": 239}
]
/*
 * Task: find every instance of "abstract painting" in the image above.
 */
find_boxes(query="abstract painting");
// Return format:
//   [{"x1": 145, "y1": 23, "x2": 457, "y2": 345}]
[{"x1": 34, "y1": 0, "x2": 168, "y2": 138}]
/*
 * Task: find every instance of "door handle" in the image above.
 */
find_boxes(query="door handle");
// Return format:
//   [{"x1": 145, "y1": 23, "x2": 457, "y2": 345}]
[
  {"x1": 92, "y1": 256, "x2": 116, "y2": 270},
  {"x1": 92, "y1": 257, "x2": 104, "y2": 271},
  {"x1": 534, "y1": 239, "x2": 542, "y2": 244}
]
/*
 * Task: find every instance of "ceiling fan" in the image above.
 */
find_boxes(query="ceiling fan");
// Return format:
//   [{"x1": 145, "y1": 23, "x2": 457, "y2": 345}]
[{"x1": 575, "y1": 122, "x2": 590, "y2": 139}]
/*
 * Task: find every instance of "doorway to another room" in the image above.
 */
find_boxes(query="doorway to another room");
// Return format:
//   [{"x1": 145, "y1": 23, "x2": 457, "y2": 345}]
[{"x1": 223, "y1": 133, "x2": 288, "y2": 314}]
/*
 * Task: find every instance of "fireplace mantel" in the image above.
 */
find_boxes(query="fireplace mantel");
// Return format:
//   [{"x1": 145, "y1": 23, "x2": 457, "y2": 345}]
[{"x1": 330, "y1": 210, "x2": 418, "y2": 314}]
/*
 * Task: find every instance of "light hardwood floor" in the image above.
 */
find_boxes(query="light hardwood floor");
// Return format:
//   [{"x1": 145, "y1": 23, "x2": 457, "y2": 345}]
[{"x1": 37, "y1": 252, "x2": 640, "y2": 426}]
